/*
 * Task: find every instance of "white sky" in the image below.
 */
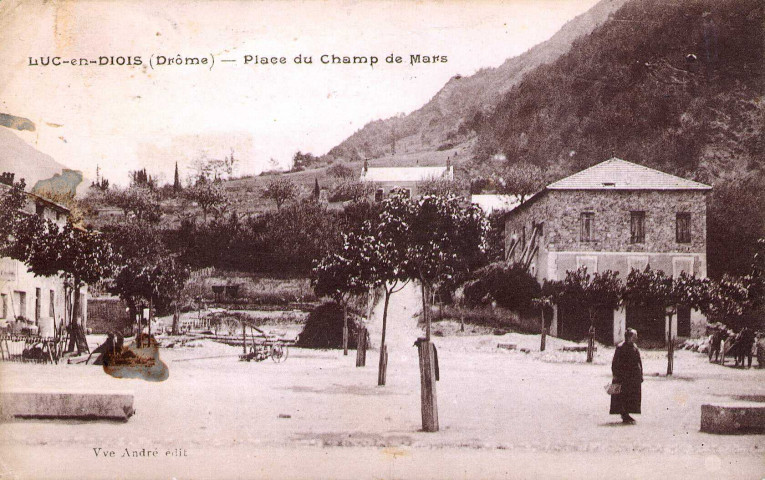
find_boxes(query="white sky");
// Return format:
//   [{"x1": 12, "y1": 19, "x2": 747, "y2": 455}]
[{"x1": 0, "y1": 0, "x2": 599, "y2": 185}]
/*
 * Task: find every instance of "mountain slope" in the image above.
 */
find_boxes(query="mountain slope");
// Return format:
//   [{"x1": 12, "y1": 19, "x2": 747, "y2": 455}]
[
  {"x1": 0, "y1": 127, "x2": 78, "y2": 188},
  {"x1": 475, "y1": 0, "x2": 763, "y2": 182},
  {"x1": 326, "y1": 0, "x2": 629, "y2": 162}
]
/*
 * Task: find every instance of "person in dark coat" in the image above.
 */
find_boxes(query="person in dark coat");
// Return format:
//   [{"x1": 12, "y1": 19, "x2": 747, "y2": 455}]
[{"x1": 610, "y1": 328, "x2": 643, "y2": 424}]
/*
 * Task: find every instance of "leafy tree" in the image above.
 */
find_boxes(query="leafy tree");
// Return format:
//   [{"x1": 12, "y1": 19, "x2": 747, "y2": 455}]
[
  {"x1": 417, "y1": 177, "x2": 465, "y2": 198},
  {"x1": 624, "y1": 268, "x2": 708, "y2": 375},
  {"x1": 105, "y1": 222, "x2": 189, "y2": 339},
  {"x1": 401, "y1": 192, "x2": 489, "y2": 431},
  {"x1": 291, "y1": 151, "x2": 317, "y2": 172},
  {"x1": 262, "y1": 177, "x2": 300, "y2": 211},
  {"x1": 542, "y1": 267, "x2": 623, "y2": 361},
  {"x1": 13, "y1": 217, "x2": 116, "y2": 352},
  {"x1": 184, "y1": 179, "x2": 229, "y2": 222},
  {"x1": 103, "y1": 186, "x2": 161, "y2": 223},
  {"x1": 0, "y1": 178, "x2": 27, "y2": 254},
  {"x1": 326, "y1": 163, "x2": 356, "y2": 179},
  {"x1": 312, "y1": 227, "x2": 376, "y2": 355}
]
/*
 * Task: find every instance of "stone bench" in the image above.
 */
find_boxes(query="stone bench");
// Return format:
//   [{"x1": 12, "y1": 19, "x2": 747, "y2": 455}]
[
  {"x1": 700, "y1": 403, "x2": 765, "y2": 434},
  {"x1": 0, "y1": 390, "x2": 135, "y2": 422},
  {"x1": 497, "y1": 343, "x2": 517, "y2": 350}
]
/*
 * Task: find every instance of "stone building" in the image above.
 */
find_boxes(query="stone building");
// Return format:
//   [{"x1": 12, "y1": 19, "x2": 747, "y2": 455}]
[
  {"x1": 504, "y1": 158, "x2": 711, "y2": 345},
  {"x1": 0, "y1": 179, "x2": 86, "y2": 336},
  {"x1": 359, "y1": 159, "x2": 454, "y2": 201}
]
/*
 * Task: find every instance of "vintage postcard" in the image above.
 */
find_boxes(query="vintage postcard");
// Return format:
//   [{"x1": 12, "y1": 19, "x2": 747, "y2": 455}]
[{"x1": 0, "y1": 0, "x2": 763, "y2": 478}]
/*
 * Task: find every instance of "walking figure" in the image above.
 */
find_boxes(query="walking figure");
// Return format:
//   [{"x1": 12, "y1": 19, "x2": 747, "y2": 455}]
[{"x1": 610, "y1": 328, "x2": 643, "y2": 424}]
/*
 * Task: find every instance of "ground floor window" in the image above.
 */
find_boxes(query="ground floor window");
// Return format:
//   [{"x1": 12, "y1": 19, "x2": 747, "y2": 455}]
[
  {"x1": 13, "y1": 291, "x2": 26, "y2": 319},
  {"x1": 677, "y1": 305, "x2": 691, "y2": 337},
  {"x1": 557, "y1": 302, "x2": 614, "y2": 344},
  {"x1": 625, "y1": 303, "x2": 665, "y2": 347}
]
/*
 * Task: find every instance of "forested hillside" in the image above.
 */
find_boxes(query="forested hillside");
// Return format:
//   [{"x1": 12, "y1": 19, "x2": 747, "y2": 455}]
[
  {"x1": 475, "y1": 0, "x2": 762, "y2": 178},
  {"x1": 325, "y1": 0, "x2": 629, "y2": 162}
]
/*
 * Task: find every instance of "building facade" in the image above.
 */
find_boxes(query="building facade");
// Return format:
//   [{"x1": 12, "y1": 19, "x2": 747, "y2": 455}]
[
  {"x1": 504, "y1": 158, "x2": 711, "y2": 345},
  {"x1": 359, "y1": 159, "x2": 454, "y2": 201},
  {"x1": 0, "y1": 182, "x2": 86, "y2": 336}
]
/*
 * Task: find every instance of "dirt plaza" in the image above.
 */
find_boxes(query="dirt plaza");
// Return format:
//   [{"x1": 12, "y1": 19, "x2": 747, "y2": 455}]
[{"x1": 1, "y1": 328, "x2": 763, "y2": 479}]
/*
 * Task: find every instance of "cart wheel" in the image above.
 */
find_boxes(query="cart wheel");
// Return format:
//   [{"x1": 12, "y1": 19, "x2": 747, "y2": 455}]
[{"x1": 271, "y1": 345, "x2": 288, "y2": 363}]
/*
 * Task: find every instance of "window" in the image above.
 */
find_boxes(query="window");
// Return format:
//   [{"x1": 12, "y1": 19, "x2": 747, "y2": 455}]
[
  {"x1": 14, "y1": 291, "x2": 26, "y2": 319},
  {"x1": 49, "y1": 290, "x2": 55, "y2": 318},
  {"x1": 402, "y1": 188, "x2": 411, "y2": 199},
  {"x1": 676, "y1": 213, "x2": 691, "y2": 243},
  {"x1": 630, "y1": 211, "x2": 645, "y2": 244},
  {"x1": 35, "y1": 203, "x2": 45, "y2": 216},
  {"x1": 580, "y1": 212, "x2": 595, "y2": 242},
  {"x1": 374, "y1": 188, "x2": 384, "y2": 202}
]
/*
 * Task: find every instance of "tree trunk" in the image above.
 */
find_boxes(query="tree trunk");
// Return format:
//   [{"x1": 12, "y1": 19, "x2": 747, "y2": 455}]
[
  {"x1": 148, "y1": 297, "x2": 153, "y2": 344},
  {"x1": 586, "y1": 310, "x2": 595, "y2": 363},
  {"x1": 342, "y1": 303, "x2": 348, "y2": 356},
  {"x1": 667, "y1": 313, "x2": 674, "y2": 376},
  {"x1": 378, "y1": 290, "x2": 391, "y2": 386},
  {"x1": 356, "y1": 326, "x2": 367, "y2": 367},
  {"x1": 172, "y1": 303, "x2": 180, "y2": 335},
  {"x1": 421, "y1": 282, "x2": 431, "y2": 341},
  {"x1": 417, "y1": 339, "x2": 439, "y2": 432},
  {"x1": 67, "y1": 283, "x2": 82, "y2": 353},
  {"x1": 242, "y1": 321, "x2": 247, "y2": 355}
]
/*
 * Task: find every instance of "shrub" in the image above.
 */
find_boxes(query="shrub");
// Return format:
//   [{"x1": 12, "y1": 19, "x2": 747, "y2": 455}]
[
  {"x1": 296, "y1": 302, "x2": 362, "y2": 349},
  {"x1": 463, "y1": 262, "x2": 541, "y2": 311}
]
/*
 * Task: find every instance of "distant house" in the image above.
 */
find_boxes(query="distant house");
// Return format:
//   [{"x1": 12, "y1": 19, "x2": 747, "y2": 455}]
[
  {"x1": 359, "y1": 159, "x2": 454, "y2": 201},
  {"x1": 503, "y1": 158, "x2": 711, "y2": 345},
  {"x1": 0, "y1": 177, "x2": 85, "y2": 335}
]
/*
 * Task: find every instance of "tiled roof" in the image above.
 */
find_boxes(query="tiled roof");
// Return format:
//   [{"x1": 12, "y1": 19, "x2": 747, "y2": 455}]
[
  {"x1": 547, "y1": 158, "x2": 711, "y2": 191},
  {"x1": 360, "y1": 166, "x2": 452, "y2": 183}
]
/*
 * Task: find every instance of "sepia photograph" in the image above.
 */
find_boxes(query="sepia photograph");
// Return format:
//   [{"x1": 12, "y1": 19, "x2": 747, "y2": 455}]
[{"x1": 0, "y1": 0, "x2": 763, "y2": 478}]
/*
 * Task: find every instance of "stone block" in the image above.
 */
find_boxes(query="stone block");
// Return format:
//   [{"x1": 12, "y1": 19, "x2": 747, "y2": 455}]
[
  {"x1": 700, "y1": 403, "x2": 765, "y2": 434},
  {"x1": 0, "y1": 390, "x2": 135, "y2": 421}
]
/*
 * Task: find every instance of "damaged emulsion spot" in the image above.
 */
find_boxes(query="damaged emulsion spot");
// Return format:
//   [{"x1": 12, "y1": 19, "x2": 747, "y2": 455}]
[{"x1": 92, "y1": 334, "x2": 169, "y2": 382}]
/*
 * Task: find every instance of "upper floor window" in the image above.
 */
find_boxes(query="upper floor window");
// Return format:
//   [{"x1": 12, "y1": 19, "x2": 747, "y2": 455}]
[
  {"x1": 630, "y1": 211, "x2": 645, "y2": 244},
  {"x1": 580, "y1": 212, "x2": 595, "y2": 242},
  {"x1": 374, "y1": 188, "x2": 384, "y2": 202},
  {"x1": 676, "y1": 212, "x2": 691, "y2": 243}
]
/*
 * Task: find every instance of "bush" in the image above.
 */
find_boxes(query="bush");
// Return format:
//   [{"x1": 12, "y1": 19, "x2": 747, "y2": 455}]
[
  {"x1": 463, "y1": 262, "x2": 541, "y2": 311},
  {"x1": 296, "y1": 302, "x2": 362, "y2": 349}
]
